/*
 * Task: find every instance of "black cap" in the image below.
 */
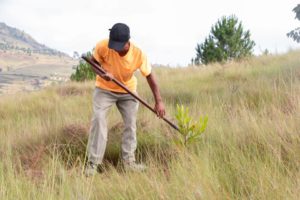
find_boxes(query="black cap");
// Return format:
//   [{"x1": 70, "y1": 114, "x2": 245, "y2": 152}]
[{"x1": 108, "y1": 23, "x2": 130, "y2": 51}]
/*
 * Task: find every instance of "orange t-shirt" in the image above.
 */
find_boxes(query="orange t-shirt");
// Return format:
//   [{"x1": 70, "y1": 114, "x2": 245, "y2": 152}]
[{"x1": 93, "y1": 39, "x2": 151, "y2": 93}]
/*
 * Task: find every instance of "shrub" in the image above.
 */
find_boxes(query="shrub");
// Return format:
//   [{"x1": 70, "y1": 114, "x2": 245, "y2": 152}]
[
  {"x1": 70, "y1": 51, "x2": 96, "y2": 81},
  {"x1": 174, "y1": 104, "x2": 208, "y2": 147}
]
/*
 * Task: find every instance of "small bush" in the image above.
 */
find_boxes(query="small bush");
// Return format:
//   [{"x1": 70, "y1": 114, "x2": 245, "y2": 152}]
[
  {"x1": 70, "y1": 51, "x2": 96, "y2": 81},
  {"x1": 174, "y1": 104, "x2": 208, "y2": 147}
]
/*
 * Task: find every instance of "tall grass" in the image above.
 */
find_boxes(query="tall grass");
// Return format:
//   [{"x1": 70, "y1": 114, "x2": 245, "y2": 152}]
[{"x1": 0, "y1": 51, "x2": 299, "y2": 199}]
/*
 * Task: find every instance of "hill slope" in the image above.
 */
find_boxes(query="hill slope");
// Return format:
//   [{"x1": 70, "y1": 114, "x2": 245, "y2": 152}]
[
  {"x1": 0, "y1": 51, "x2": 299, "y2": 199},
  {"x1": 0, "y1": 22, "x2": 75, "y2": 71},
  {"x1": 0, "y1": 22, "x2": 76, "y2": 94},
  {"x1": 0, "y1": 22, "x2": 67, "y2": 56}
]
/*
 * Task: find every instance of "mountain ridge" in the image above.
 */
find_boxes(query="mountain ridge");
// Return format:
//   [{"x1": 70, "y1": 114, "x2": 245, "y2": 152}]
[{"x1": 0, "y1": 22, "x2": 69, "y2": 57}]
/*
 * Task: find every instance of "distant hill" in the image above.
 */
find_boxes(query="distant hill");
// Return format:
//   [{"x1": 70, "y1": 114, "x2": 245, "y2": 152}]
[
  {"x1": 0, "y1": 22, "x2": 68, "y2": 56},
  {"x1": 0, "y1": 22, "x2": 76, "y2": 71}
]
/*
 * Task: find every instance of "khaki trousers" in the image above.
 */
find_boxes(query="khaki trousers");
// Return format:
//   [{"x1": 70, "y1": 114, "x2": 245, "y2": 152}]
[{"x1": 87, "y1": 87, "x2": 139, "y2": 164}]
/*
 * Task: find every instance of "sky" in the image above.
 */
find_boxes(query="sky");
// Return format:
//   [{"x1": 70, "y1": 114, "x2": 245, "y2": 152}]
[{"x1": 0, "y1": 0, "x2": 299, "y2": 66}]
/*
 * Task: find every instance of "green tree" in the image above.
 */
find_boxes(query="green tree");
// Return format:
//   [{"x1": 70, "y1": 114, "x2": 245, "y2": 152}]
[
  {"x1": 287, "y1": 4, "x2": 300, "y2": 43},
  {"x1": 195, "y1": 15, "x2": 255, "y2": 65},
  {"x1": 70, "y1": 51, "x2": 96, "y2": 81}
]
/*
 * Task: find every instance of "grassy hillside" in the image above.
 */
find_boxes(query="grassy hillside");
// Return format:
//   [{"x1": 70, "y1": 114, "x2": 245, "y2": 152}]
[{"x1": 0, "y1": 51, "x2": 299, "y2": 199}]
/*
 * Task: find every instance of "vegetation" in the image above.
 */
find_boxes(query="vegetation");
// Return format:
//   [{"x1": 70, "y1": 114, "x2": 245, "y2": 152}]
[
  {"x1": 0, "y1": 22, "x2": 67, "y2": 56},
  {"x1": 194, "y1": 15, "x2": 255, "y2": 65},
  {"x1": 287, "y1": 4, "x2": 300, "y2": 42},
  {"x1": 175, "y1": 104, "x2": 208, "y2": 147},
  {"x1": 70, "y1": 51, "x2": 96, "y2": 81},
  {"x1": 0, "y1": 51, "x2": 300, "y2": 199}
]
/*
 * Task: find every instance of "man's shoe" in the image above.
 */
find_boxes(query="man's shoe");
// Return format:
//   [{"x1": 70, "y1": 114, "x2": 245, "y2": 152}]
[
  {"x1": 123, "y1": 161, "x2": 147, "y2": 172},
  {"x1": 84, "y1": 162, "x2": 98, "y2": 177}
]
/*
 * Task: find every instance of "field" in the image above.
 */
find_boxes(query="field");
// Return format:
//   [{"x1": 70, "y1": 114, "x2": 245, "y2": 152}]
[
  {"x1": 0, "y1": 51, "x2": 76, "y2": 95},
  {"x1": 0, "y1": 51, "x2": 75, "y2": 71},
  {"x1": 0, "y1": 51, "x2": 299, "y2": 199}
]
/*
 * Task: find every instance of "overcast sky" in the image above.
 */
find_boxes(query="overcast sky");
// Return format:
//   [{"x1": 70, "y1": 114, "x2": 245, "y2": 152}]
[{"x1": 0, "y1": 0, "x2": 299, "y2": 66}]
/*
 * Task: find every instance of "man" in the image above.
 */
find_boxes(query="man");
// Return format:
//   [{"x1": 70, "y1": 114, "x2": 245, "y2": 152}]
[{"x1": 85, "y1": 23, "x2": 165, "y2": 176}]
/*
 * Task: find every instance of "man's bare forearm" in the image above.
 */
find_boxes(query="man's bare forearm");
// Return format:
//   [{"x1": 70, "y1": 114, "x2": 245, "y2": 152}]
[
  {"x1": 146, "y1": 73, "x2": 165, "y2": 117},
  {"x1": 90, "y1": 56, "x2": 113, "y2": 81},
  {"x1": 91, "y1": 56, "x2": 100, "y2": 65},
  {"x1": 146, "y1": 73, "x2": 162, "y2": 103}
]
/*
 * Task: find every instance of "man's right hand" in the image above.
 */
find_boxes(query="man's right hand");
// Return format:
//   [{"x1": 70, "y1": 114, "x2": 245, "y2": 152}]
[
  {"x1": 101, "y1": 72, "x2": 113, "y2": 81},
  {"x1": 154, "y1": 101, "x2": 166, "y2": 118}
]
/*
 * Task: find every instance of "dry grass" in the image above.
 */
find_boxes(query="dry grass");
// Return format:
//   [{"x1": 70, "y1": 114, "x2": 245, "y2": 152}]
[{"x1": 0, "y1": 51, "x2": 299, "y2": 199}]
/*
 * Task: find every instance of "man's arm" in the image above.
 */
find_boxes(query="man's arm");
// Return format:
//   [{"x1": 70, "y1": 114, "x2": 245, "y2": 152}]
[
  {"x1": 91, "y1": 55, "x2": 99, "y2": 65},
  {"x1": 91, "y1": 55, "x2": 113, "y2": 81},
  {"x1": 146, "y1": 73, "x2": 165, "y2": 118}
]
